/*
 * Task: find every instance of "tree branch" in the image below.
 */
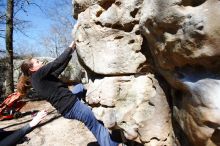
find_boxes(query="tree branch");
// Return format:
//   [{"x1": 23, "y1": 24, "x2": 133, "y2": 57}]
[{"x1": 14, "y1": 26, "x2": 31, "y2": 38}]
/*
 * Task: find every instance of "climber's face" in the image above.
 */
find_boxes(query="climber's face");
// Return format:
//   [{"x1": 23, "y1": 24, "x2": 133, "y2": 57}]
[{"x1": 29, "y1": 58, "x2": 43, "y2": 72}]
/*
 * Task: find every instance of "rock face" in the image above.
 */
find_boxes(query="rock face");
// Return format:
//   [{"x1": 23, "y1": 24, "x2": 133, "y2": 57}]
[
  {"x1": 74, "y1": 4, "x2": 145, "y2": 74},
  {"x1": 73, "y1": 0, "x2": 174, "y2": 145},
  {"x1": 87, "y1": 74, "x2": 173, "y2": 145},
  {"x1": 139, "y1": 0, "x2": 220, "y2": 146},
  {"x1": 73, "y1": 0, "x2": 220, "y2": 146}
]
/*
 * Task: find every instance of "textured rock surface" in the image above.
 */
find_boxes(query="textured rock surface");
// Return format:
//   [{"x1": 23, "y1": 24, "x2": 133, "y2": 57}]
[
  {"x1": 73, "y1": 0, "x2": 175, "y2": 145},
  {"x1": 74, "y1": 4, "x2": 146, "y2": 74},
  {"x1": 87, "y1": 74, "x2": 173, "y2": 145},
  {"x1": 73, "y1": 0, "x2": 220, "y2": 146},
  {"x1": 139, "y1": 0, "x2": 220, "y2": 145}
]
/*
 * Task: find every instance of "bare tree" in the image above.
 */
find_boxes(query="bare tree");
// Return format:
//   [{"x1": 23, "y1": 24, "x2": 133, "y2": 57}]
[
  {"x1": 41, "y1": 24, "x2": 73, "y2": 57},
  {"x1": 41, "y1": 0, "x2": 75, "y2": 57},
  {"x1": 5, "y1": 0, "x2": 14, "y2": 95},
  {"x1": 3, "y1": 0, "x2": 41, "y2": 95}
]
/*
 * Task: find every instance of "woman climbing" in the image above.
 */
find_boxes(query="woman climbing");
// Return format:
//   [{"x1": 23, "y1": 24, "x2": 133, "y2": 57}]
[{"x1": 19, "y1": 41, "x2": 120, "y2": 146}]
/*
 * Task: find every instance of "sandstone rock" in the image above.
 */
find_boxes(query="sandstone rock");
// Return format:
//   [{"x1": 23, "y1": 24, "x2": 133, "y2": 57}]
[
  {"x1": 74, "y1": 3, "x2": 146, "y2": 75},
  {"x1": 73, "y1": 0, "x2": 220, "y2": 145},
  {"x1": 140, "y1": 0, "x2": 220, "y2": 71},
  {"x1": 139, "y1": 0, "x2": 220, "y2": 145},
  {"x1": 73, "y1": 0, "x2": 176, "y2": 145},
  {"x1": 86, "y1": 74, "x2": 174, "y2": 145}
]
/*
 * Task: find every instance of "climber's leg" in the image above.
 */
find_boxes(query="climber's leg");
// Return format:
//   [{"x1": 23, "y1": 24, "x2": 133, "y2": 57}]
[{"x1": 64, "y1": 99, "x2": 119, "y2": 146}]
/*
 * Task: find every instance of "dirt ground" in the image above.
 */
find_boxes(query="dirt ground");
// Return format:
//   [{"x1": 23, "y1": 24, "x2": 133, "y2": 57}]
[{"x1": 0, "y1": 100, "x2": 99, "y2": 146}]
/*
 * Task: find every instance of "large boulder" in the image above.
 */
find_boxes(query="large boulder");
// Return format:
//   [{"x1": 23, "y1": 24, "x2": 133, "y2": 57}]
[
  {"x1": 73, "y1": 0, "x2": 175, "y2": 145},
  {"x1": 73, "y1": 0, "x2": 220, "y2": 146},
  {"x1": 139, "y1": 0, "x2": 220, "y2": 145}
]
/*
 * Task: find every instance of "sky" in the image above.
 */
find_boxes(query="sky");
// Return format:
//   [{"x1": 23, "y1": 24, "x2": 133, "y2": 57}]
[{"x1": 0, "y1": 0, "x2": 76, "y2": 56}]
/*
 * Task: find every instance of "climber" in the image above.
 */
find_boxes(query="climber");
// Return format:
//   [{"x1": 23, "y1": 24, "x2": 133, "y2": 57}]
[
  {"x1": 0, "y1": 110, "x2": 47, "y2": 146},
  {"x1": 19, "y1": 41, "x2": 120, "y2": 146}
]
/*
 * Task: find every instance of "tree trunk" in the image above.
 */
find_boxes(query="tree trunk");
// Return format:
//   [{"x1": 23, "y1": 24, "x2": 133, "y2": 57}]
[{"x1": 5, "y1": 0, "x2": 14, "y2": 95}]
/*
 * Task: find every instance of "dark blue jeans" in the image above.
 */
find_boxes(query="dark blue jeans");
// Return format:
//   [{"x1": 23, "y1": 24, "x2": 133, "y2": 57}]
[
  {"x1": 70, "y1": 83, "x2": 87, "y2": 100},
  {"x1": 64, "y1": 84, "x2": 119, "y2": 146}
]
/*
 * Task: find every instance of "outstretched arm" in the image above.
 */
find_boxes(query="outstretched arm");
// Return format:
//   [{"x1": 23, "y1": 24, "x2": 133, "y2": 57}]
[
  {"x1": 37, "y1": 41, "x2": 76, "y2": 78},
  {"x1": 51, "y1": 56, "x2": 72, "y2": 78},
  {"x1": 0, "y1": 111, "x2": 47, "y2": 146}
]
